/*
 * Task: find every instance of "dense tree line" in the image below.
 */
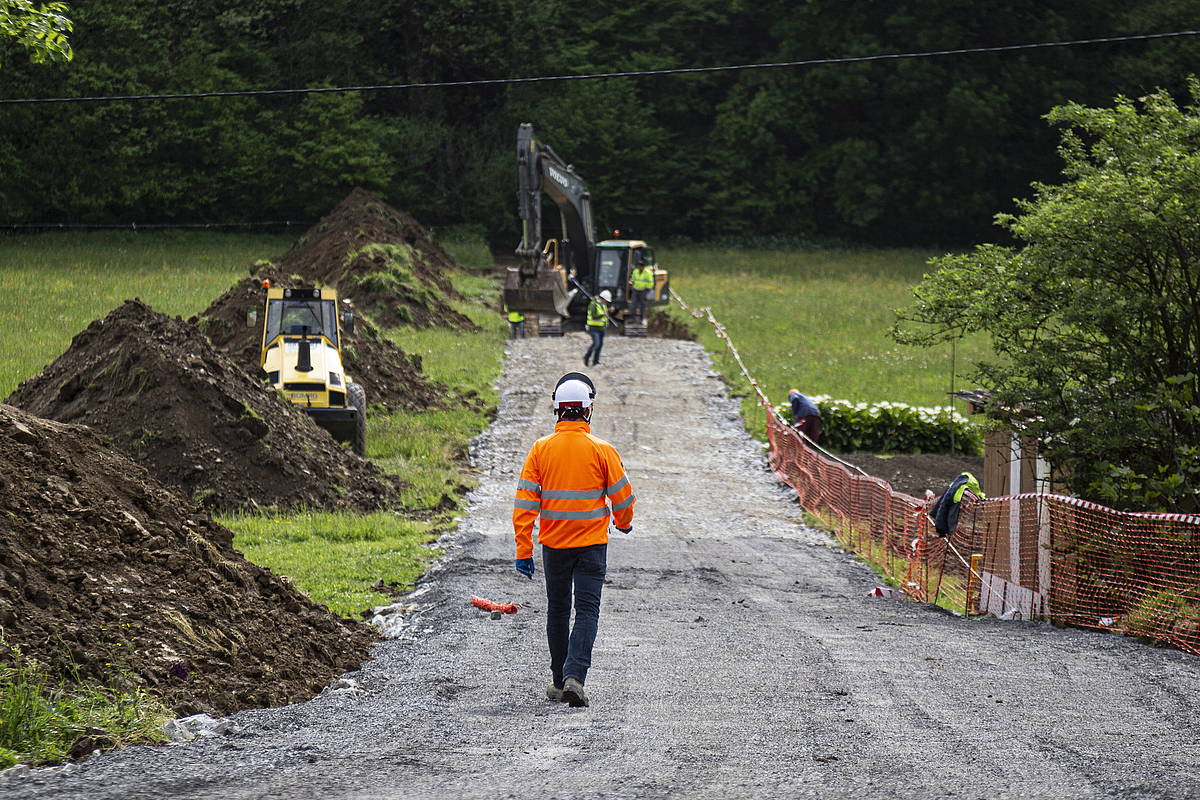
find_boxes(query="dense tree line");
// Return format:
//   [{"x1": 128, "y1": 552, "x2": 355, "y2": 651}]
[{"x1": 0, "y1": 0, "x2": 1197, "y2": 244}]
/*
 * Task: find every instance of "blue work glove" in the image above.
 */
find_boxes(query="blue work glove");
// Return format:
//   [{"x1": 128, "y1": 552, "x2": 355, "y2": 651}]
[
  {"x1": 616, "y1": 526, "x2": 632, "y2": 533},
  {"x1": 514, "y1": 558, "x2": 535, "y2": 579}
]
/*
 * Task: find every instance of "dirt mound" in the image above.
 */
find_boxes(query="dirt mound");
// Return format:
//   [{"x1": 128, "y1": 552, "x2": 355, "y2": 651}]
[
  {"x1": 195, "y1": 264, "x2": 444, "y2": 413},
  {"x1": 647, "y1": 309, "x2": 697, "y2": 340},
  {"x1": 7, "y1": 300, "x2": 401, "y2": 513},
  {"x1": 275, "y1": 187, "x2": 477, "y2": 331},
  {"x1": 837, "y1": 452, "x2": 984, "y2": 499},
  {"x1": 0, "y1": 404, "x2": 377, "y2": 716}
]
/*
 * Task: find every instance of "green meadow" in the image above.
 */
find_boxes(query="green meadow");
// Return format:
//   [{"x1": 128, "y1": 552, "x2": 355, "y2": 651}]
[
  {"x1": 0, "y1": 231, "x2": 293, "y2": 397},
  {"x1": 659, "y1": 246, "x2": 990, "y2": 436}
]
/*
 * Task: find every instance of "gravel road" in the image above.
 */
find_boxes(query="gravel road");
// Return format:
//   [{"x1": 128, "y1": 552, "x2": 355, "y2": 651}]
[{"x1": 6, "y1": 334, "x2": 1200, "y2": 799}]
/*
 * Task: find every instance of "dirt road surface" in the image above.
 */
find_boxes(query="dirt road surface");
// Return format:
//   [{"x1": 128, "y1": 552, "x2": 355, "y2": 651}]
[{"x1": 7, "y1": 335, "x2": 1200, "y2": 799}]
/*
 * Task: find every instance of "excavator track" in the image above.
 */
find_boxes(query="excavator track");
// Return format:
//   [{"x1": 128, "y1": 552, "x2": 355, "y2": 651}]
[
  {"x1": 535, "y1": 314, "x2": 564, "y2": 337},
  {"x1": 622, "y1": 320, "x2": 648, "y2": 337}
]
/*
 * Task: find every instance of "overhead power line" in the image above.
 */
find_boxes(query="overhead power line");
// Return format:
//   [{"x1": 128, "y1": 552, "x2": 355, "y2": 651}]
[
  {"x1": 1, "y1": 29, "x2": 1197, "y2": 106},
  {"x1": 1, "y1": 221, "x2": 306, "y2": 230}
]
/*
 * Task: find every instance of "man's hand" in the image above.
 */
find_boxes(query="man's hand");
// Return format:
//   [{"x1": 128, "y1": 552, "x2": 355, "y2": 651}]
[
  {"x1": 616, "y1": 526, "x2": 632, "y2": 534},
  {"x1": 514, "y1": 558, "x2": 535, "y2": 579}
]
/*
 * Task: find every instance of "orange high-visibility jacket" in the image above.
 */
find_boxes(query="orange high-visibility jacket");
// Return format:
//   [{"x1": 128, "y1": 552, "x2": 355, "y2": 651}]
[{"x1": 513, "y1": 420, "x2": 636, "y2": 559}]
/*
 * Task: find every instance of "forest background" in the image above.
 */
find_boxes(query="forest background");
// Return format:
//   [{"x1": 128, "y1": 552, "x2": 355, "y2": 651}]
[{"x1": 2, "y1": 0, "x2": 1199, "y2": 246}]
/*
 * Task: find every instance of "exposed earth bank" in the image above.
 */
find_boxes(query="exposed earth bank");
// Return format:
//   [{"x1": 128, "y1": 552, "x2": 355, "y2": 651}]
[
  {"x1": 7, "y1": 334, "x2": 1199, "y2": 800},
  {"x1": 6, "y1": 300, "x2": 401, "y2": 513},
  {"x1": 0, "y1": 404, "x2": 376, "y2": 719}
]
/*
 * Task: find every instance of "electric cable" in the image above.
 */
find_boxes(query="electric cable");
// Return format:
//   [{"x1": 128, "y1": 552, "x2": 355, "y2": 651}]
[{"x1": 1, "y1": 29, "x2": 1196, "y2": 105}]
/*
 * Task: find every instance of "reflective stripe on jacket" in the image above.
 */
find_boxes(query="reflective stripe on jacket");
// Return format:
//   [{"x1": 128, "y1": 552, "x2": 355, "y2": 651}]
[
  {"x1": 631, "y1": 267, "x2": 654, "y2": 290},
  {"x1": 513, "y1": 419, "x2": 635, "y2": 558},
  {"x1": 586, "y1": 298, "x2": 607, "y2": 328},
  {"x1": 508, "y1": 310, "x2": 525, "y2": 322}
]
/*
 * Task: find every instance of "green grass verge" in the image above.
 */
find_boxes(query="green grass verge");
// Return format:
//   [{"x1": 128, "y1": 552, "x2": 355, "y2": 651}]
[
  {"x1": 369, "y1": 271, "x2": 508, "y2": 511},
  {"x1": 659, "y1": 246, "x2": 990, "y2": 440},
  {"x1": 217, "y1": 511, "x2": 441, "y2": 617},
  {"x1": 0, "y1": 643, "x2": 171, "y2": 768},
  {"x1": 802, "y1": 511, "x2": 969, "y2": 615}
]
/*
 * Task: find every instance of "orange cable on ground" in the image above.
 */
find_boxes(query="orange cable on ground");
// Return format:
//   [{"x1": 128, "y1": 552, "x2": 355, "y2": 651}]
[{"x1": 471, "y1": 595, "x2": 518, "y2": 614}]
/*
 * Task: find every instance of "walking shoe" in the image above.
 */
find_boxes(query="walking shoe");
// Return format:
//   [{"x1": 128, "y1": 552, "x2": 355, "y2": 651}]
[
  {"x1": 561, "y1": 677, "x2": 589, "y2": 707},
  {"x1": 583, "y1": 355, "x2": 590, "y2": 366},
  {"x1": 546, "y1": 683, "x2": 565, "y2": 702}
]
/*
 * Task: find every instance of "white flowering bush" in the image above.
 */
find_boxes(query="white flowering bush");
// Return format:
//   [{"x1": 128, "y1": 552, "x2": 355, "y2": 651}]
[{"x1": 775, "y1": 396, "x2": 982, "y2": 455}]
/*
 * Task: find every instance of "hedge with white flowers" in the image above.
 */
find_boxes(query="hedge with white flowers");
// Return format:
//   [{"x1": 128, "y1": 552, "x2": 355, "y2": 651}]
[{"x1": 775, "y1": 396, "x2": 983, "y2": 455}]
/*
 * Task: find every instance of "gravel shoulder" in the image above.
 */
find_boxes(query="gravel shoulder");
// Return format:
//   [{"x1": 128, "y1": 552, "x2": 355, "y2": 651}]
[{"x1": 7, "y1": 334, "x2": 1200, "y2": 800}]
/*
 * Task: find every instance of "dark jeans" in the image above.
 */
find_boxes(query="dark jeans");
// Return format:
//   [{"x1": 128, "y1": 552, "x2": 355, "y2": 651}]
[
  {"x1": 630, "y1": 288, "x2": 649, "y2": 320},
  {"x1": 584, "y1": 327, "x2": 605, "y2": 364},
  {"x1": 542, "y1": 542, "x2": 607, "y2": 686},
  {"x1": 509, "y1": 320, "x2": 525, "y2": 339}
]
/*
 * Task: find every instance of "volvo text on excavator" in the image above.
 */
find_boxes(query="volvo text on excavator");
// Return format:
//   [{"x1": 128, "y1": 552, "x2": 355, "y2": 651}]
[{"x1": 504, "y1": 122, "x2": 669, "y2": 336}]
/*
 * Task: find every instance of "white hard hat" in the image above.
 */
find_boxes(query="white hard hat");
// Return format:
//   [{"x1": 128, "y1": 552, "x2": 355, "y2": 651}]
[
  {"x1": 599, "y1": 290, "x2": 612, "y2": 302},
  {"x1": 553, "y1": 379, "x2": 593, "y2": 409}
]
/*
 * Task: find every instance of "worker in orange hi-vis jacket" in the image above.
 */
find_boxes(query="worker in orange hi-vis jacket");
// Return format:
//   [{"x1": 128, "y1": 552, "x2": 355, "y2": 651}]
[{"x1": 513, "y1": 372, "x2": 635, "y2": 708}]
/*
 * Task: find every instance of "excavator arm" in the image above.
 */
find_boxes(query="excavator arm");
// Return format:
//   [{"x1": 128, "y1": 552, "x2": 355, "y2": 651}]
[
  {"x1": 516, "y1": 122, "x2": 596, "y2": 280},
  {"x1": 507, "y1": 123, "x2": 597, "y2": 317}
]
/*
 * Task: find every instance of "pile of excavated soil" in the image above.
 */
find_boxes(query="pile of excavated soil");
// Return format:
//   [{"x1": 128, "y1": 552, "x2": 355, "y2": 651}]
[
  {"x1": 275, "y1": 187, "x2": 476, "y2": 331},
  {"x1": 196, "y1": 264, "x2": 444, "y2": 413},
  {"x1": 6, "y1": 300, "x2": 401, "y2": 513},
  {"x1": 0, "y1": 404, "x2": 377, "y2": 717},
  {"x1": 647, "y1": 309, "x2": 697, "y2": 340}
]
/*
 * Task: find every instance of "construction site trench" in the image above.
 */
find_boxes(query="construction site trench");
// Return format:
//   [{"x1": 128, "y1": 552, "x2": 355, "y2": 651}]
[{"x1": 6, "y1": 333, "x2": 1200, "y2": 800}]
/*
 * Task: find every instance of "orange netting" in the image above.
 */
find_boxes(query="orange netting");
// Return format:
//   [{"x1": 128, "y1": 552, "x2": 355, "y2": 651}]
[
  {"x1": 767, "y1": 401, "x2": 1200, "y2": 655},
  {"x1": 672, "y1": 289, "x2": 1200, "y2": 656}
]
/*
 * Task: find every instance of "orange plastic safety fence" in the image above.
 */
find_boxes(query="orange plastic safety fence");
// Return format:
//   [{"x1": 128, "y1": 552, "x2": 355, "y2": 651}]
[
  {"x1": 674, "y1": 288, "x2": 1200, "y2": 655},
  {"x1": 768, "y1": 409, "x2": 1200, "y2": 655}
]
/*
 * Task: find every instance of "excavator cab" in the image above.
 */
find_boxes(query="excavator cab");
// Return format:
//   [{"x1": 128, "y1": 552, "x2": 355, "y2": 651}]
[{"x1": 594, "y1": 239, "x2": 671, "y2": 307}]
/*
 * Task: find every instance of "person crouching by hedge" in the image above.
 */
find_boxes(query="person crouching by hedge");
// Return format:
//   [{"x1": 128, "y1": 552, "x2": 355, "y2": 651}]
[{"x1": 788, "y1": 389, "x2": 822, "y2": 444}]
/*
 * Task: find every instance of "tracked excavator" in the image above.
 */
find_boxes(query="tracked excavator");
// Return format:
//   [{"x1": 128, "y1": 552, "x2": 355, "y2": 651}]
[{"x1": 505, "y1": 122, "x2": 669, "y2": 336}]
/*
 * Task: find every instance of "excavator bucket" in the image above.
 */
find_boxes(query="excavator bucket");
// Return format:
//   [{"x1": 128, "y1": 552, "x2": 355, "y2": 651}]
[{"x1": 503, "y1": 267, "x2": 570, "y2": 317}]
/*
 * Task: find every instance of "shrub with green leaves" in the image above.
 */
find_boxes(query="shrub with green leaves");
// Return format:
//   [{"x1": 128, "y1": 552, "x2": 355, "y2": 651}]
[
  {"x1": 894, "y1": 84, "x2": 1200, "y2": 511},
  {"x1": 776, "y1": 396, "x2": 982, "y2": 455}
]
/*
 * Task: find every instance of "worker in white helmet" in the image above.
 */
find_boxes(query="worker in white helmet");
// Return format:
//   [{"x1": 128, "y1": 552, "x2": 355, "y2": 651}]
[
  {"x1": 512, "y1": 372, "x2": 636, "y2": 707},
  {"x1": 583, "y1": 290, "x2": 612, "y2": 366}
]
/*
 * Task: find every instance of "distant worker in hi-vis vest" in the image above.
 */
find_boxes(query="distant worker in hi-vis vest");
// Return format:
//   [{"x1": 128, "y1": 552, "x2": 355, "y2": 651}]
[
  {"x1": 507, "y1": 307, "x2": 525, "y2": 339},
  {"x1": 512, "y1": 373, "x2": 636, "y2": 707},
  {"x1": 629, "y1": 260, "x2": 654, "y2": 323},
  {"x1": 583, "y1": 290, "x2": 611, "y2": 367}
]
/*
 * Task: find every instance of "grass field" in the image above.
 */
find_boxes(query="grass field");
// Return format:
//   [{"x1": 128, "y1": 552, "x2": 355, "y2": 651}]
[
  {"x1": 659, "y1": 246, "x2": 990, "y2": 436},
  {"x1": 0, "y1": 231, "x2": 294, "y2": 397}
]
